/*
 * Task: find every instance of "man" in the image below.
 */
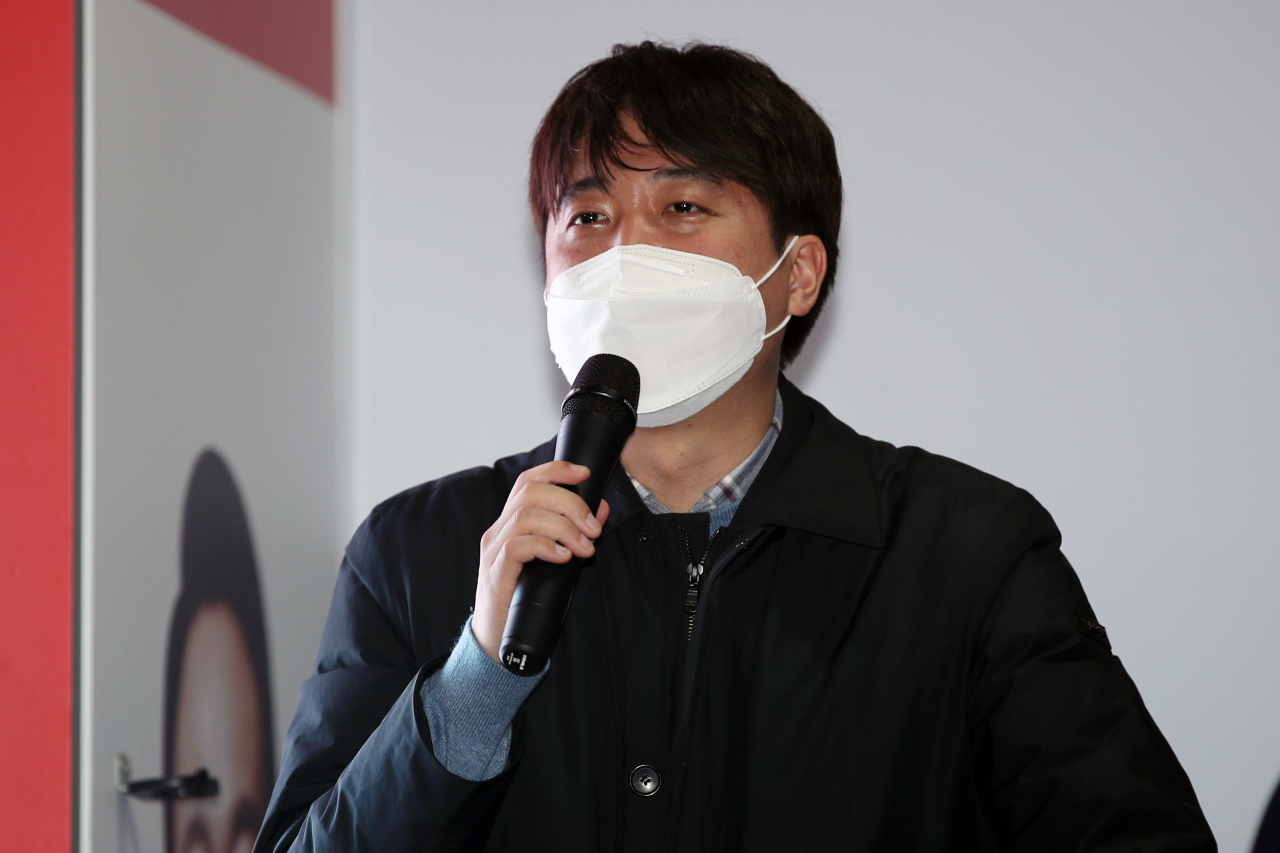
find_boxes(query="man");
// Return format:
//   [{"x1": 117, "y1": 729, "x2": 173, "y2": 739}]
[{"x1": 255, "y1": 42, "x2": 1215, "y2": 852}]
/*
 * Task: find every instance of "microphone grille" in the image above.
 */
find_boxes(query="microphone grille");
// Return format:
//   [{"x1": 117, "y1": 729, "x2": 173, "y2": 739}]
[
  {"x1": 570, "y1": 354, "x2": 640, "y2": 412},
  {"x1": 562, "y1": 391, "x2": 630, "y2": 423}
]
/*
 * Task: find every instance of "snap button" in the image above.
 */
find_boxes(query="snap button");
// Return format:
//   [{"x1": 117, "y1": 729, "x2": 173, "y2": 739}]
[{"x1": 629, "y1": 764, "x2": 661, "y2": 796}]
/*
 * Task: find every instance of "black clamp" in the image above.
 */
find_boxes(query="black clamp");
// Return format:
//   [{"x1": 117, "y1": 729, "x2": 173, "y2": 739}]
[{"x1": 116, "y1": 754, "x2": 220, "y2": 801}]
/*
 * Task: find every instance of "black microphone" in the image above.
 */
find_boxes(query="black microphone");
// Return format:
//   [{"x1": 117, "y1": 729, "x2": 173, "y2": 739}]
[{"x1": 499, "y1": 353, "x2": 641, "y2": 676}]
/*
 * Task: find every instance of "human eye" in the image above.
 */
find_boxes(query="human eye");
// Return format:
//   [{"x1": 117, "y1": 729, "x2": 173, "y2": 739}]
[{"x1": 668, "y1": 201, "x2": 703, "y2": 215}]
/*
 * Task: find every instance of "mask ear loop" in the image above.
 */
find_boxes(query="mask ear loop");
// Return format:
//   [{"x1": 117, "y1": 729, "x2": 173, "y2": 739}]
[
  {"x1": 756, "y1": 235, "x2": 801, "y2": 340},
  {"x1": 762, "y1": 313, "x2": 791, "y2": 339},
  {"x1": 753, "y1": 235, "x2": 801, "y2": 288}
]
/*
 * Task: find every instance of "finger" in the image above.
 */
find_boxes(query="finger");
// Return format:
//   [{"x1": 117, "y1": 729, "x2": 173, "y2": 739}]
[
  {"x1": 495, "y1": 534, "x2": 574, "y2": 575},
  {"x1": 508, "y1": 480, "x2": 600, "y2": 537},
  {"x1": 500, "y1": 506, "x2": 596, "y2": 558},
  {"x1": 514, "y1": 460, "x2": 591, "y2": 488}
]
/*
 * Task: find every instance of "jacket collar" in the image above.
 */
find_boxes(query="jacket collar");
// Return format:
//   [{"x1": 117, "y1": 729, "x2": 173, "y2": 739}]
[{"x1": 600, "y1": 376, "x2": 885, "y2": 549}]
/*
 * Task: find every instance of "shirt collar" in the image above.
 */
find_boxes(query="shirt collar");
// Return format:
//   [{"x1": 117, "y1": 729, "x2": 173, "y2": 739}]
[
  {"x1": 626, "y1": 390, "x2": 784, "y2": 515},
  {"x1": 600, "y1": 376, "x2": 885, "y2": 549}
]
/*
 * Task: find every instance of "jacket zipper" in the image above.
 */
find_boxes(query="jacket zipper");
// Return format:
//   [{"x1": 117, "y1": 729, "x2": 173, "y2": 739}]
[
  {"x1": 662, "y1": 527, "x2": 766, "y2": 853},
  {"x1": 679, "y1": 525, "x2": 723, "y2": 642}
]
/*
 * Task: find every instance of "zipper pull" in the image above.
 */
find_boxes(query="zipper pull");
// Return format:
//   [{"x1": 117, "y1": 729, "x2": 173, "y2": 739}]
[
  {"x1": 684, "y1": 553, "x2": 703, "y2": 606},
  {"x1": 684, "y1": 574, "x2": 700, "y2": 640},
  {"x1": 682, "y1": 527, "x2": 723, "y2": 639},
  {"x1": 684, "y1": 582, "x2": 700, "y2": 616}
]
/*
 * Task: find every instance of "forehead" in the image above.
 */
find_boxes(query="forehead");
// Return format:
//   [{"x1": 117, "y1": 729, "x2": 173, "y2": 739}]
[
  {"x1": 557, "y1": 113, "x2": 726, "y2": 198},
  {"x1": 561, "y1": 159, "x2": 725, "y2": 200},
  {"x1": 557, "y1": 139, "x2": 758, "y2": 215}
]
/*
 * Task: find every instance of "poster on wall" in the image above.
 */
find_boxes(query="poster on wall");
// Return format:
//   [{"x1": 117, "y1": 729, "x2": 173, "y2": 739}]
[{"x1": 82, "y1": 0, "x2": 339, "y2": 849}]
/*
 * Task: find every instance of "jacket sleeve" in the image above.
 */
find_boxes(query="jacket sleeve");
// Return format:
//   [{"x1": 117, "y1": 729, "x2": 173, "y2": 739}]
[
  {"x1": 968, "y1": 491, "x2": 1216, "y2": 852},
  {"x1": 253, "y1": 523, "x2": 517, "y2": 853}
]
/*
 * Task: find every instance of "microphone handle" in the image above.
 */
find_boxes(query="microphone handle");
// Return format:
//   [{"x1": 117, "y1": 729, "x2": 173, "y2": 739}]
[{"x1": 499, "y1": 410, "x2": 631, "y2": 675}]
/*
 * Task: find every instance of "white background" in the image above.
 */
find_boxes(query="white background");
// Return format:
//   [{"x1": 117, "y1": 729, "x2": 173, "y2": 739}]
[{"x1": 351, "y1": 2, "x2": 1280, "y2": 850}]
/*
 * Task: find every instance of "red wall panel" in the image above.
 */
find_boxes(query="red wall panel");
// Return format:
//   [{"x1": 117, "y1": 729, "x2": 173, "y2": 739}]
[{"x1": 0, "y1": 2, "x2": 77, "y2": 850}]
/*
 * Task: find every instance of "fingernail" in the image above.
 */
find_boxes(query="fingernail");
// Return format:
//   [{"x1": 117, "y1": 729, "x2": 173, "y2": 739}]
[
  {"x1": 585, "y1": 514, "x2": 602, "y2": 534},
  {"x1": 556, "y1": 544, "x2": 570, "y2": 557},
  {"x1": 580, "y1": 534, "x2": 593, "y2": 551}
]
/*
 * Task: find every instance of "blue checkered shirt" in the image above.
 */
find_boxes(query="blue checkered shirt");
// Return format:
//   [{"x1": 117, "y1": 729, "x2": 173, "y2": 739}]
[{"x1": 627, "y1": 390, "x2": 783, "y2": 531}]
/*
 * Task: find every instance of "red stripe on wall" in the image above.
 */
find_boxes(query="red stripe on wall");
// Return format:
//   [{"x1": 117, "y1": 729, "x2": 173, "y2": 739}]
[
  {"x1": 140, "y1": 0, "x2": 334, "y2": 103},
  {"x1": 0, "y1": 2, "x2": 77, "y2": 850}
]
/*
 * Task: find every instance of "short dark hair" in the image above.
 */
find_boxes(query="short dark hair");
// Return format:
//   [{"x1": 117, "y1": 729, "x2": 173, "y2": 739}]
[
  {"x1": 529, "y1": 41, "x2": 843, "y2": 367},
  {"x1": 163, "y1": 449, "x2": 275, "y2": 852}
]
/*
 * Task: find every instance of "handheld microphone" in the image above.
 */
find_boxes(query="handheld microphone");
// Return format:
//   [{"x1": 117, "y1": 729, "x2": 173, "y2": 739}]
[{"x1": 499, "y1": 353, "x2": 641, "y2": 675}]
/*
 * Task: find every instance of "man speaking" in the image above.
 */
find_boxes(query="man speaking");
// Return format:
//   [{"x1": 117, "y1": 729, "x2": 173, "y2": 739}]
[{"x1": 255, "y1": 42, "x2": 1215, "y2": 852}]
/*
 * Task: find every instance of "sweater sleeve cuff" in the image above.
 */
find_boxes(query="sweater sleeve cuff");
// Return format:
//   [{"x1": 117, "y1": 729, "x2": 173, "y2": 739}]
[{"x1": 420, "y1": 615, "x2": 546, "y2": 781}]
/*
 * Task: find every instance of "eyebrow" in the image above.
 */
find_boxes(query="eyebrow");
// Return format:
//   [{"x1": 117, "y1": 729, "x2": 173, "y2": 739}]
[
  {"x1": 556, "y1": 166, "x2": 726, "y2": 215},
  {"x1": 647, "y1": 166, "x2": 725, "y2": 188},
  {"x1": 557, "y1": 176, "x2": 609, "y2": 212}
]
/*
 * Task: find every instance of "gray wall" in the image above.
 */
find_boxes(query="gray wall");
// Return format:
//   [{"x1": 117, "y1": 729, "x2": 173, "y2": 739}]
[
  {"x1": 351, "y1": 2, "x2": 1280, "y2": 850},
  {"x1": 82, "y1": 0, "x2": 345, "y2": 849}
]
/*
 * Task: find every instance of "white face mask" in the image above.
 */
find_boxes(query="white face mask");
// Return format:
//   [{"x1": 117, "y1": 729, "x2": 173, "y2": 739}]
[{"x1": 545, "y1": 236, "x2": 798, "y2": 427}]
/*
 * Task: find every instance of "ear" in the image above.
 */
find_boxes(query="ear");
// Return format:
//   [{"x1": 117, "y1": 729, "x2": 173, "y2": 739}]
[{"x1": 786, "y1": 235, "x2": 827, "y2": 318}]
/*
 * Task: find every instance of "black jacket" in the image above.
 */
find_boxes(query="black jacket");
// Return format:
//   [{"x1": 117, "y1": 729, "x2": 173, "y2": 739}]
[{"x1": 256, "y1": 378, "x2": 1215, "y2": 852}]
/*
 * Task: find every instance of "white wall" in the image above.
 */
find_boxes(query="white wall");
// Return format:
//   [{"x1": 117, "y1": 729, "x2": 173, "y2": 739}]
[{"x1": 352, "y1": 3, "x2": 1280, "y2": 849}]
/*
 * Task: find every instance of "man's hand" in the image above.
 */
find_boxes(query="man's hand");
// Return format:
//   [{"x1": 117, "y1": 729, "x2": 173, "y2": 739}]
[{"x1": 472, "y1": 461, "x2": 610, "y2": 662}]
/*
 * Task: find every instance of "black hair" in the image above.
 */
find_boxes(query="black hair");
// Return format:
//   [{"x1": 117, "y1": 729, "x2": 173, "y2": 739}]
[
  {"x1": 162, "y1": 449, "x2": 274, "y2": 851},
  {"x1": 529, "y1": 40, "x2": 843, "y2": 367},
  {"x1": 1256, "y1": 775, "x2": 1280, "y2": 852}
]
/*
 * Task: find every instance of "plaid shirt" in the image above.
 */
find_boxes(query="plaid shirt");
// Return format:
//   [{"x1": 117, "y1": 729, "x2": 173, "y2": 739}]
[{"x1": 628, "y1": 390, "x2": 783, "y2": 516}]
